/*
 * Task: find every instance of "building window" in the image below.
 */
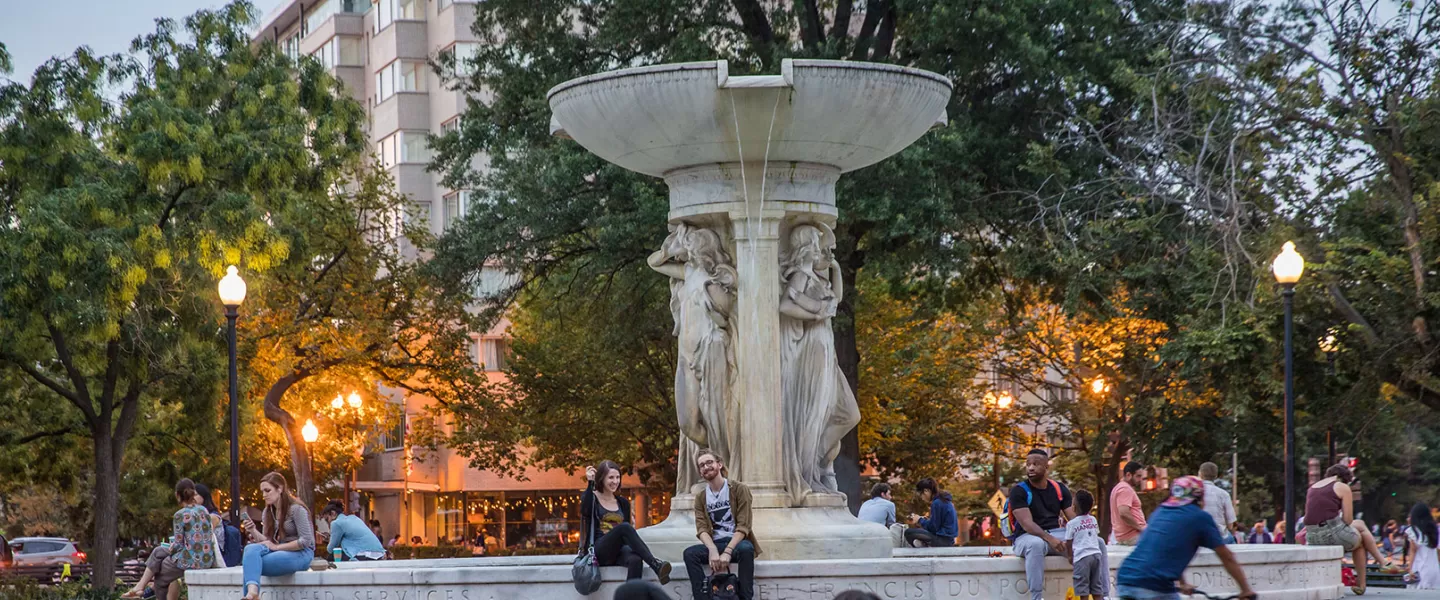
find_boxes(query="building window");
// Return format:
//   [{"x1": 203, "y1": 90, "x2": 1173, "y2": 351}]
[
  {"x1": 376, "y1": 131, "x2": 430, "y2": 168},
  {"x1": 375, "y1": 60, "x2": 423, "y2": 103},
  {"x1": 307, "y1": 0, "x2": 373, "y2": 33},
  {"x1": 312, "y1": 36, "x2": 363, "y2": 69},
  {"x1": 383, "y1": 411, "x2": 406, "y2": 451},
  {"x1": 442, "y1": 191, "x2": 471, "y2": 228},
  {"x1": 281, "y1": 31, "x2": 302, "y2": 60},
  {"x1": 476, "y1": 337, "x2": 509, "y2": 372},
  {"x1": 374, "y1": 0, "x2": 422, "y2": 32},
  {"x1": 443, "y1": 42, "x2": 482, "y2": 79},
  {"x1": 440, "y1": 117, "x2": 460, "y2": 136}
]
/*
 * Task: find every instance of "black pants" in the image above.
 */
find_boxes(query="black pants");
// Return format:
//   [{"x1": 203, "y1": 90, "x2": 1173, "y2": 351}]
[
  {"x1": 683, "y1": 538, "x2": 755, "y2": 600},
  {"x1": 904, "y1": 528, "x2": 955, "y2": 548},
  {"x1": 593, "y1": 523, "x2": 657, "y2": 580}
]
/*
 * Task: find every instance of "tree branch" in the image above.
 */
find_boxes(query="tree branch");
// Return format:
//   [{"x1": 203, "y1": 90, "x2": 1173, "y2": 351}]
[
  {"x1": 1326, "y1": 283, "x2": 1383, "y2": 348},
  {"x1": 729, "y1": 0, "x2": 776, "y2": 65},
  {"x1": 830, "y1": 0, "x2": 854, "y2": 43}
]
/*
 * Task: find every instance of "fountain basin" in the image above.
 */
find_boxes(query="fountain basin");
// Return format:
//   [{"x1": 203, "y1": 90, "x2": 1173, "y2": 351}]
[
  {"x1": 185, "y1": 544, "x2": 1342, "y2": 600},
  {"x1": 547, "y1": 59, "x2": 952, "y2": 178}
]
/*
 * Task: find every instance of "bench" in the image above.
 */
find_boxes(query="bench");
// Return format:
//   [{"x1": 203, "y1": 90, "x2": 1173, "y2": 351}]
[{"x1": 0, "y1": 562, "x2": 147, "y2": 587}]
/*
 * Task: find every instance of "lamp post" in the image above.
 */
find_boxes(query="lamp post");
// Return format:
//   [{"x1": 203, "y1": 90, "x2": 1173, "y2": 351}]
[
  {"x1": 985, "y1": 391, "x2": 1014, "y2": 491},
  {"x1": 1318, "y1": 331, "x2": 1339, "y2": 466},
  {"x1": 218, "y1": 266, "x2": 247, "y2": 525},
  {"x1": 1272, "y1": 241, "x2": 1305, "y2": 544}
]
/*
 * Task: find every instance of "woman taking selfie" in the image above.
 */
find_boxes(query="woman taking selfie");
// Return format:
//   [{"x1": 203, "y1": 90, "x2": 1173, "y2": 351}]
[
  {"x1": 240, "y1": 472, "x2": 315, "y2": 600},
  {"x1": 582, "y1": 461, "x2": 672, "y2": 584}
]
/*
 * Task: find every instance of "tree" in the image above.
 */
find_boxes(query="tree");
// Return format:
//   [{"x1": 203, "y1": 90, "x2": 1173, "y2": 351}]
[
  {"x1": 0, "y1": 1, "x2": 381, "y2": 585},
  {"x1": 238, "y1": 161, "x2": 482, "y2": 511},
  {"x1": 427, "y1": 0, "x2": 1194, "y2": 506}
]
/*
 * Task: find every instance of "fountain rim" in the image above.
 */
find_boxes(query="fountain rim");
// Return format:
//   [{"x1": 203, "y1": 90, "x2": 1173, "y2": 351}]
[{"x1": 545, "y1": 58, "x2": 953, "y2": 102}]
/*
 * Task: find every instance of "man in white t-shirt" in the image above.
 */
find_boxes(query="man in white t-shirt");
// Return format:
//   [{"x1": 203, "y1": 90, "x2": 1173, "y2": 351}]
[
  {"x1": 1199, "y1": 462, "x2": 1237, "y2": 543},
  {"x1": 1063, "y1": 489, "x2": 1108, "y2": 600},
  {"x1": 683, "y1": 449, "x2": 759, "y2": 600}
]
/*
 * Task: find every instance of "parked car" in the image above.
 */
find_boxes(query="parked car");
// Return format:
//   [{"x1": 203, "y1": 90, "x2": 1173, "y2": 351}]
[{"x1": 8, "y1": 537, "x2": 86, "y2": 566}]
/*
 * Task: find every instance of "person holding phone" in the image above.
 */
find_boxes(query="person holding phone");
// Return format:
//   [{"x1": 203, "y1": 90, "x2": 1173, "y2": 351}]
[{"x1": 239, "y1": 472, "x2": 315, "y2": 600}]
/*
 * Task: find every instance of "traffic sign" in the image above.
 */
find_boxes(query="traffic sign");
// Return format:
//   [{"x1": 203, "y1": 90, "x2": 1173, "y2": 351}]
[{"x1": 988, "y1": 489, "x2": 1007, "y2": 517}]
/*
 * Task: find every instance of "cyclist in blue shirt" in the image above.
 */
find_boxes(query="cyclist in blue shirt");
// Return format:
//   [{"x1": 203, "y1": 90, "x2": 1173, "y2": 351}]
[{"x1": 1116, "y1": 476, "x2": 1257, "y2": 599}]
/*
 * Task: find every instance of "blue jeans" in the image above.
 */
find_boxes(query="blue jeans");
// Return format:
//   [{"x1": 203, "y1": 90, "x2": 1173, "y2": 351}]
[
  {"x1": 241, "y1": 543, "x2": 312, "y2": 594},
  {"x1": 1116, "y1": 585, "x2": 1181, "y2": 600}
]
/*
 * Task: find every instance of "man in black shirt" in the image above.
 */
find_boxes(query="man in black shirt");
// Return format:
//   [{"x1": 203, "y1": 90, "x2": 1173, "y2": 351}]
[{"x1": 1009, "y1": 449, "x2": 1075, "y2": 600}]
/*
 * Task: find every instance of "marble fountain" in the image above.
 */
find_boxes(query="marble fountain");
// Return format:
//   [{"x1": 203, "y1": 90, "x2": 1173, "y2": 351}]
[{"x1": 187, "y1": 59, "x2": 1343, "y2": 600}]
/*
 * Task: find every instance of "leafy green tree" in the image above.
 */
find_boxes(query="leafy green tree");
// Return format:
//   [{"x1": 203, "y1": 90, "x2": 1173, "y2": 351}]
[
  {"x1": 427, "y1": 0, "x2": 1194, "y2": 506},
  {"x1": 0, "y1": 1, "x2": 410, "y2": 584}
]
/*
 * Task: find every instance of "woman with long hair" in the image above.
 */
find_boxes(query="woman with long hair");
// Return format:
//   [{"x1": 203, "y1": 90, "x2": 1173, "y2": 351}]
[
  {"x1": 122, "y1": 479, "x2": 218, "y2": 599},
  {"x1": 1406, "y1": 503, "x2": 1440, "y2": 589},
  {"x1": 581, "y1": 460, "x2": 671, "y2": 586},
  {"x1": 1303, "y1": 464, "x2": 1392, "y2": 594},
  {"x1": 240, "y1": 472, "x2": 315, "y2": 600}
]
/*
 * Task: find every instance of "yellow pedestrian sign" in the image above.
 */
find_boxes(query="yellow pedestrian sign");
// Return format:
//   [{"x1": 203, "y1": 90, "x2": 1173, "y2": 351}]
[{"x1": 988, "y1": 489, "x2": 1007, "y2": 517}]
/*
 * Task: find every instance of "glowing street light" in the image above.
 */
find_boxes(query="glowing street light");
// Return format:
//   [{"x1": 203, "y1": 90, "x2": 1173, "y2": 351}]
[
  {"x1": 1090, "y1": 377, "x2": 1109, "y2": 395},
  {"x1": 302, "y1": 419, "x2": 319, "y2": 444},
  {"x1": 218, "y1": 265, "x2": 247, "y2": 527},
  {"x1": 1272, "y1": 241, "x2": 1305, "y2": 544},
  {"x1": 348, "y1": 391, "x2": 363, "y2": 409},
  {"x1": 332, "y1": 394, "x2": 345, "y2": 410},
  {"x1": 994, "y1": 391, "x2": 1014, "y2": 410}
]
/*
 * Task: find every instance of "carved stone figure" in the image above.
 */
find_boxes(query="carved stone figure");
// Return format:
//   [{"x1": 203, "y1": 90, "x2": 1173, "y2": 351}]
[
  {"x1": 779, "y1": 223, "x2": 861, "y2": 506},
  {"x1": 647, "y1": 223, "x2": 739, "y2": 494}
]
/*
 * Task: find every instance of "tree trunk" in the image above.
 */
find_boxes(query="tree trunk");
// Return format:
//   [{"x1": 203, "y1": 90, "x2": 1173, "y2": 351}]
[
  {"x1": 833, "y1": 254, "x2": 864, "y2": 514},
  {"x1": 263, "y1": 372, "x2": 317, "y2": 511},
  {"x1": 1098, "y1": 438, "x2": 1128, "y2": 540},
  {"x1": 91, "y1": 430, "x2": 120, "y2": 590}
]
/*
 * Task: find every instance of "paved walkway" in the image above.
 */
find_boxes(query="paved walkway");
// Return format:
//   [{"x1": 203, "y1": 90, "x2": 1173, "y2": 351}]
[{"x1": 1344, "y1": 590, "x2": 1440, "y2": 598}]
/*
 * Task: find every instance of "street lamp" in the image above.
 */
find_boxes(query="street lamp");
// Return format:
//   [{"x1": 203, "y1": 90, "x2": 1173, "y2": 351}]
[
  {"x1": 1319, "y1": 330, "x2": 1340, "y2": 466},
  {"x1": 348, "y1": 391, "x2": 363, "y2": 409},
  {"x1": 218, "y1": 265, "x2": 247, "y2": 526},
  {"x1": 1272, "y1": 241, "x2": 1304, "y2": 544},
  {"x1": 1090, "y1": 376, "x2": 1109, "y2": 396},
  {"x1": 302, "y1": 419, "x2": 320, "y2": 444},
  {"x1": 985, "y1": 390, "x2": 1014, "y2": 490},
  {"x1": 332, "y1": 394, "x2": 345, "y2": 410}
]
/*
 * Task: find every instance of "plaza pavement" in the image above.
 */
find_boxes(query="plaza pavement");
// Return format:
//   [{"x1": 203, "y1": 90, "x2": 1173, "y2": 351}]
[{"x1": 1343, "y1": 590, "x2": 1440, "y2": 598}]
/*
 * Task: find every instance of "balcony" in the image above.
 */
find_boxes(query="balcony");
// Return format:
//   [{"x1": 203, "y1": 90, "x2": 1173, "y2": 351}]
[
  {"x1": 371, "y1": 20, "x2": 429, "y2": 66},
  {"x1": 372, "y1": 92, "x2": 430, "y2": 138}
]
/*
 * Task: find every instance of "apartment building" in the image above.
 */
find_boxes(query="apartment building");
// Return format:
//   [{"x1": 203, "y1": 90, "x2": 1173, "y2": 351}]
[{"x1": 253, "y1": 0, "x2": 667, "y2": 550}]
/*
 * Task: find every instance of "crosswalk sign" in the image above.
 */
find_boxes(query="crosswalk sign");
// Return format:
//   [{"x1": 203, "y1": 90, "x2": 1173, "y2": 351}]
[{"x1": 988, "y1": 490, "x2": 1007, "y2": 517}]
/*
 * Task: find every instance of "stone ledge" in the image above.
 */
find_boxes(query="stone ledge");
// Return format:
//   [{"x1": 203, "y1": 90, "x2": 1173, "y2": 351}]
[{"x1": 187, "y1": 545, "x2": 1343, "y2": 600}]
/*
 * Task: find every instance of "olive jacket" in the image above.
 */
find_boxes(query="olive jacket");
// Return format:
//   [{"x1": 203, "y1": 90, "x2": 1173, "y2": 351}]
[{"x1": 692, "y1": 478, "x2": 761, "y2": 556}]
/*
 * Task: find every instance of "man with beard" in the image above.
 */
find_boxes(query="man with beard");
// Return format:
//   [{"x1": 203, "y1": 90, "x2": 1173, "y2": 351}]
[
  {"x1": 1009, "y1": 449, "x2": 1076, "y2": 600},
  {"x1": 682, "y1": 449, "x2": 758, "y2": 600}
]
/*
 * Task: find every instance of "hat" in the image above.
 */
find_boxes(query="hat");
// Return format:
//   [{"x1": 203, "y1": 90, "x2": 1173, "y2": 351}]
[{"x1": 1163, "y1": 475, "x2": 1205, "y2": 507}]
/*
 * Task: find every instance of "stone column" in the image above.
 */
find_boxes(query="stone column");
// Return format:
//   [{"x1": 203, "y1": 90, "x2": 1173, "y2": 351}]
[{"x1": 728, "y1": 208, "x2": 786, "y2": 495}]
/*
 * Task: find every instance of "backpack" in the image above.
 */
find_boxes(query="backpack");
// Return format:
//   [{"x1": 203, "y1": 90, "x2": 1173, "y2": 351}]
[
  {"x1": 708, "y1": 573, "x2": 742, "y2": 600},
  {"x1": 998, "y1": 479, "x2": 1063, "y2": 540},
  {"x1": 221, "y1": 522, "x2": 243, "y2": 567}
]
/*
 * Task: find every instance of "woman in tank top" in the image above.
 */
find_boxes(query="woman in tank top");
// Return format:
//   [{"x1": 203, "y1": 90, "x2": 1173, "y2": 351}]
[
  {"x1": 580, "y1": 460, "x2": 672, "y2": 587},
  {"x1": 1304, "y1": 464, "x2": 1392, "y2": 594}
]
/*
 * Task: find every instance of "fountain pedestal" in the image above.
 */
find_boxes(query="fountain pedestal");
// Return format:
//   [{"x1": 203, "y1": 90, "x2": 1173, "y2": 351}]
[{"x1": 548, "y1": 59, "x2": 951, "y2": 560}]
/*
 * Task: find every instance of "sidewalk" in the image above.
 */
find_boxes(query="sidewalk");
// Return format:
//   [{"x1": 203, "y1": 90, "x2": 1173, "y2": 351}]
[{"x1": 1344, "y1": 589, "x2": 1440, "y2": 598}]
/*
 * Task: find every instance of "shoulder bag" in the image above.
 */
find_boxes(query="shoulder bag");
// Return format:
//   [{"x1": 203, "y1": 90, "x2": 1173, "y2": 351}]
[{"x1": 571, "y1": 490, "x2": 602, "y2": 594}]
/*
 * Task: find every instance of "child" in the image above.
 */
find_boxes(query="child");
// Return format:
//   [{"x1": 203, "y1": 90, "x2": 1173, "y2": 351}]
[{"x1": 1064, "y1": 489, "x2": 1107, "y2": 600}]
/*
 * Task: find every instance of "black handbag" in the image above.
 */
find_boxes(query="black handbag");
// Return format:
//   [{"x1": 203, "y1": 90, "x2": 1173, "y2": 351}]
[
  {"x1": 571, "y1": 491, "x2": 602, "y2": 594},
  {"x1": 708, "y1": 573, "x2": 741, "y2": 600}
]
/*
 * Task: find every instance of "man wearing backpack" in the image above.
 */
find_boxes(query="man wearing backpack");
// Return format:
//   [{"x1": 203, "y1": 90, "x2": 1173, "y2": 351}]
[{"x1": 1008, "y1": 449, "x2": 1075, "y2": 600}]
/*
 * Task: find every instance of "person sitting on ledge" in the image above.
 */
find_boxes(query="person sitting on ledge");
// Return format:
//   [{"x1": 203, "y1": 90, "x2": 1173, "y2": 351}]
[
  {"x1": 319, "y1": 500, "x2": 386, "y2": 562},
  {"x1": 904, "y1": 478, "x2": 958, "y2": 547},
  {"x1": 1008, "y1": 449, "x2": 1073, "y2": 600},
  {"x1": 683, "y1": 449, "x2": 758, "y2": 600},
  {"x1": 581, "y1": 460, "x2": 672, "y2": 584}
]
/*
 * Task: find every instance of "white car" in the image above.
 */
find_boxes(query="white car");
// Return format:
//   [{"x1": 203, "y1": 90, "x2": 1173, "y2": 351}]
[{"x1": 8, "y1": 537, "x2": 85, "y2": 566}]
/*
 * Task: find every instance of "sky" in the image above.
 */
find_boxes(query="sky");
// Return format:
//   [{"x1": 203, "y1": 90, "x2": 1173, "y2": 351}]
[{"x1": 1, "y1": 0, "x2": 286, "y2": 81}]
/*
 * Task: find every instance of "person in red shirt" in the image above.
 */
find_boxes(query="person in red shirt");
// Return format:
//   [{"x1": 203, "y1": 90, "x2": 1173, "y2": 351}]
[{"x1": 1110, "y1": 461, "x2": 1148, "y2": 545}]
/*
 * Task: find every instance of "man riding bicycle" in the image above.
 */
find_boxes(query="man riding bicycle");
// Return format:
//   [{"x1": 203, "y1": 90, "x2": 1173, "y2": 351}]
[{"x1": 1115, "y1": 476, "x2": 1258, "y2": 600}]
